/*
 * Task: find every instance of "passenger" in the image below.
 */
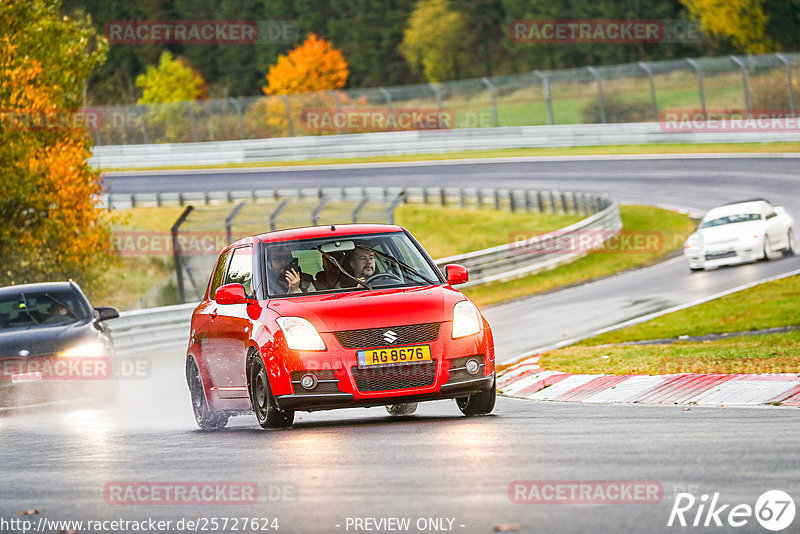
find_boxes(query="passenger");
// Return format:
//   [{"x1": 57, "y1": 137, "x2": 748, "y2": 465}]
[
  {"x1": 315, "y1": 252, "x2": 346, "y2": 290},
  {"x1": 268, "y1": 246, "x2": 315, "y2": 294}
]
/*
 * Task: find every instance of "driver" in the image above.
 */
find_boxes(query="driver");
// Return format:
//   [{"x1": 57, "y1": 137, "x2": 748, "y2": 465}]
[{"x1": 349, "y1": 246, "x2": 376, "y2": 282}]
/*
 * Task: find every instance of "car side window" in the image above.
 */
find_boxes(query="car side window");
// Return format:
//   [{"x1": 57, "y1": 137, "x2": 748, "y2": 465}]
[
  {"x1": 208, "y1": 249, "x2": 232, "y2": 299},
  {"x1": 224, "y1": 246, "x2": 254, "y2": 296}
]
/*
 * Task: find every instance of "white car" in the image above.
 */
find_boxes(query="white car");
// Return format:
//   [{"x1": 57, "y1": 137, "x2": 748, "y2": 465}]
[{"x1": 684, "y1": 199, "x2": 795, "y2": 271}]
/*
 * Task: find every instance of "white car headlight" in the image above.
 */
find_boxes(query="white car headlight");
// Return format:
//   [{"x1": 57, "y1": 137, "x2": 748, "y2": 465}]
[
  {"x1": 59, "y1": 341, "x2": 106, "y2": 358},
  {"x1": 684, "y1": 233, "x2": 702, "y2": 250},
  {"x1": 276, "y1": 317, "x2": 326, "y2": 351},
  {"x1": 452, "y1": 300, "x2": 482, "y2": 339}
]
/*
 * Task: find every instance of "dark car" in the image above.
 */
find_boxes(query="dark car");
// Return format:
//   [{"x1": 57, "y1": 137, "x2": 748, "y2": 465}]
[{"x1": 0, "y1": 281, "x2": 119, "y2": 407}]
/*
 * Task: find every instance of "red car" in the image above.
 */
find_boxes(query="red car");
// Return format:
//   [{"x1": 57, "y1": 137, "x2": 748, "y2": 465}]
[{"x1": 185, "y1": 224, "x2": 495, "y2": 430}]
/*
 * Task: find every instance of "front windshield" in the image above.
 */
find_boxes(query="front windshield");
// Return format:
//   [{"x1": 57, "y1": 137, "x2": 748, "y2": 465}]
[
  {"x1": 699, "y1": 213, "x2": 761, "y2": 229},
  {"x1": 264, "y1": 232, "x2": 442, "y2": 297},
  {"x1": 0, "y1": 289, "x2": 90, "y2": 331}
]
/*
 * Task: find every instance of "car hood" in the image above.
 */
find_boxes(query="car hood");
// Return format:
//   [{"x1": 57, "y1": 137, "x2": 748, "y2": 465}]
[
  {"x1": 0, "y1": 320, "x2": 97, "y2": 359},
  {"x1": 698, "y1": 221, "x2": 763, "y2": 245},
  {"x1": 267, "y1": 285, "x2": 466, "y2": 332}
]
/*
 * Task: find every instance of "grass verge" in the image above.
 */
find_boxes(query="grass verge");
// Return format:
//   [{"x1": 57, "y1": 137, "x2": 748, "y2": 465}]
[
  {"x1": 538, "y1": 274, "x2": 800, "y2": 375},
  {"x1": 463, "y1": 205, "x2": 696, "y2": 307},
  {"x1": 99, "y1": 141, "x2": 800, "y2": 172}
]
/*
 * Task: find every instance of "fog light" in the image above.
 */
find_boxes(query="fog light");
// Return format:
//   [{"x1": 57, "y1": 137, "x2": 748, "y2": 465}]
[
  {"x1": 465, "y1": 358, "x2": 480, "y2": 375},
  {"x1": 300, "y1": 373, "x2": 318, "y2": 390}
]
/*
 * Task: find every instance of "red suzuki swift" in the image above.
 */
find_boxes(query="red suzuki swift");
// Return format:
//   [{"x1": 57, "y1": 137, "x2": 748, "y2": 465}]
[{"x1": 185, "y1": 224, "x2": 495, "y2": 430}]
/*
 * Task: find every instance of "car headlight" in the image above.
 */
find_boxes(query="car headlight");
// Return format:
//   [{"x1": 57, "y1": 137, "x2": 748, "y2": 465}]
[
  {"x1": 276, "y1": 317, "x2": 326, "y2": 351},
  {"x1": 59, "y1": 341, "x2": 106, "y2": 358},
  {"x1": 452, "y1": 300, "x2": 482, "y2": 339},
  {"x1": 684, "y1": 233, "x2": 702, "y2": 250}
]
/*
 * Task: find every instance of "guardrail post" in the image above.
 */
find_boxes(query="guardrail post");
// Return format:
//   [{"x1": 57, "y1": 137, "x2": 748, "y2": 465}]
[
  {"x1": 536, "y1": 191, "x2": 544, "y2": 212},
  {"x1": 422, "y1": 188, "x2": 429, "y2": 204},
  {"x1": 509, "y1": 190, "x2": 517, "y2": 212},
  {"x1": 378, "y1": 87, "x2": 393, "y2": 111},
  {"x1": 476, "y1": 189, "x2": 483, "y2": 208},
  {"x1": 533, "y1": 70, "x2": 554, "y2": 125},
  {"x1": 225, "y1": 201, "x2": 246, "y2": 244},
  {"x1": 730, "y1": 56, "x2": 751, "y2": 112},
  {"x1": 130, "y1": 193, "x2": 137, "y2": 208},
  {"x1": 352, "y1": 196, "x2": 369, "y2": 223},
  {"x1": 229, "y1": 97, "x2": 245, "y2": 139},
  {"x1": 587, "y1": 67, "x2": 608, "y2": 123},
  {"x1": 637, "y1": 61, "x2": 659, "y2": 122},
  {"x1": 686, "y1": 58, "x2": 707, "y2": 116},
  {"x1": 481, "y1": 77, "x2": 500, "y2": 127},
  {"x1": 459, "y1": 188, "x2": 466, "y2": 208},
  {"x1": 548, "y1": 191, "x2": 557, "y2": 213},
  {"x1": 312, "y1": 196, "x2": 329, "y2": 225},
  {"x1": 386, "y1": 191, "x2": 406, "y2": 224},
  {"x1": 171, "y1": 206, "x2": 194, "y2": 304},
  {"x1": 440, "y1": 187, "x2": 447, "y2": 207},
  {"x1": 270, "y1": 199, "x2": 289, "y2": 231},
  {"x1": 525, "y1": 190, "x2": 532, "y2": 212},
  {"x1": 494, "y1": 189, "x2": 501, "y2": 211},
  {"x1": 429, "y1": 83, "x2": 444, "y2": 116},
  {"x1": 277, "y1": 95, "x2": 295, "y2": 137},
  {"x1": 775, "y1": 53, "x2": 797, "y2": 113}
]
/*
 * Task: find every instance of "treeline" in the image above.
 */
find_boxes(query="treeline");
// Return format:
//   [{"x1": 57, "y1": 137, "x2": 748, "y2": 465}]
[{"x1": 62, "y1": 0, "x2": 800, "y2": 104}]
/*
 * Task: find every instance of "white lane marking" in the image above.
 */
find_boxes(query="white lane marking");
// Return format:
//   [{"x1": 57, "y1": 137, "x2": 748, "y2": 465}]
[{"x1": 102, "y1": 153, "x2": 800, "y2": 176}]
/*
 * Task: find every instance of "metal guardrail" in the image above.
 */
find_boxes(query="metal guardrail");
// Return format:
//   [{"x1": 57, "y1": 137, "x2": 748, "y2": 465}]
[
  {"x1": 91, "y1": 122, "x2": 800, "y2": 169},
  {"x1": 110, "y1": 189, "x2": 620, "y2": 355}
]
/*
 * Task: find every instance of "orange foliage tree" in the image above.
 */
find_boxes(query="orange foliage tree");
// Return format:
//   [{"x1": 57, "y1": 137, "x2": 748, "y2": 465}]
[
  {"x1": 0, "y1": 0, "x2": 111, "y2": 292},
  {"x1": 256, "y1": 33, "x2": 351, "y2": 136}
]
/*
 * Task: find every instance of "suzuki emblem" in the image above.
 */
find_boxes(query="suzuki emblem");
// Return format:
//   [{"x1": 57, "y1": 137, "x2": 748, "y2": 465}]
[{"x1": 383, "y1": 330, "x2": 398, "y2": 344}]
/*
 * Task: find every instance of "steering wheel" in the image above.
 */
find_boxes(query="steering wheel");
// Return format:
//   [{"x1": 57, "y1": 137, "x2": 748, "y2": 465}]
[{"x1": 365, "y1": 273, "x2": 403, "y2": 286}]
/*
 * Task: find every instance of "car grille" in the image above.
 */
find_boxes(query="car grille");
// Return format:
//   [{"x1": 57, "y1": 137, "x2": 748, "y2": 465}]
[
  {"x1": 334, "y1": 323, "x2": 440, "y2": 349},
  {"x1": 351, "y1": 361, "x2": 437, "y2": 392},
  {"x1": 705, "y1": 250, "x2": 737, "y2": 260}
]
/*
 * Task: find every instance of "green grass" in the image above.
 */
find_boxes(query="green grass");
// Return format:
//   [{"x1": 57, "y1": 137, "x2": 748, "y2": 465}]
[
  {"x1": 98, "y1": 141, "x2": 800, "y2": 172},
  {"x1": 539, "y1": 331, "x2": 800, "y2": 375},
  {"x1": 537, "y1": 274, "x2": 800, "y2": 375},
  {"x1": 463, "y1": 205, "x2": 696, "y2": 307},
  {"x1": 581, "y1": 274, "x2": 800, "y2": 345}
]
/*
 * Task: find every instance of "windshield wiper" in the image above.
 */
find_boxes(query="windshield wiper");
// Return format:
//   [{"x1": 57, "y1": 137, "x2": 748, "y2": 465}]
[
  {"x1": 314, "y1": 247, "x2": 373, "y2": 290},
  {"x1": 369, "y1": 248, "x2": 436, "y2": 285},
  {"x1": 18, "y1": 292, "x2": 40, "y2": 325}
]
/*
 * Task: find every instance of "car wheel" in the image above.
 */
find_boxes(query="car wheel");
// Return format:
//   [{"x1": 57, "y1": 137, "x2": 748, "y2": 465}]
[
  {"x1": 187, "y1": 359, "x2": 228, "y2": 431},
  {"x1": 248, "y1": 353, "x2": 294, "y2": 429},
  {"x1": 763, "y1": 237, "x2": 780, "y2": 261},
  {"x1": 386, "y1": 402, "x2": 418, "y2": 416},
  {"x1": 784, "y1": 229, "x2": 795, "y2": 257},
  {"x1": 456, "y1": 375, "x2": 496, "y2": 416}
]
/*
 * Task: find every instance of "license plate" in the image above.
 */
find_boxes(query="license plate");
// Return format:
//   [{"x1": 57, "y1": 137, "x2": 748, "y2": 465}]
[
  {"x1": 11, "y1": 372, "x2": 42, "y2": 384},
  {"x1": 357, "y1": 345, "x2": 431, "y2": 368}
]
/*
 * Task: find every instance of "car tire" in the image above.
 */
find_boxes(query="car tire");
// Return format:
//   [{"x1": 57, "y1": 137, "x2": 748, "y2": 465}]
[
  {"x1": 248, "y1": 352, "x2": 294, "y2": 429},
  {"x1": 784, "y1": 229, "x2": 795, "y2": 257},
  {"x1": 386, "y1": 402, "x2": 418, "y2": 416},
  {"x1": 456, "y1": 375, "x2": 496, "y2": 416},
  {"x1": 187, "y1": 359, "x2": 229, "y2": 431}
]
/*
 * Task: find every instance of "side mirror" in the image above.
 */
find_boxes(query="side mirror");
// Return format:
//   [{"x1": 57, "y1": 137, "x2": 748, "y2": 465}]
[
  {"x1": 95, "y1": 306, "x2": 119, "y2": 321},
  {"x1": 215, "y1": 283, "x2": 252, "y2": 305},
  {"x1": 445, "y1": 264, "x2": 469, "y2": 285}
]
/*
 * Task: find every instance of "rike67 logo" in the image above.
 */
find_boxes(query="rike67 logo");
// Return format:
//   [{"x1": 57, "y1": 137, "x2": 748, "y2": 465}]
[{"x1": 668, "y1": 490, "x2": 795, "y2": 531}]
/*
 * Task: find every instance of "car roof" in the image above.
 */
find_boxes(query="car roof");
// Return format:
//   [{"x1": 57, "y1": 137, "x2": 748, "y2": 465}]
[
  {"x1": 703, "y1": 201, "x2": 767, "y2": 220},
  {"x1": 0, "y1": 281, "x2": 79, "y2": 298},
  {"x1": 245, "y1": 223, "x2": 405, "y2": 245}
]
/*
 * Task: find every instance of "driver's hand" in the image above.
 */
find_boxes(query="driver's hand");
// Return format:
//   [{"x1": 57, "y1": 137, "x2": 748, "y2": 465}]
[{"x1": 285, "y1": 269, "x2": 301, "y2": 292}]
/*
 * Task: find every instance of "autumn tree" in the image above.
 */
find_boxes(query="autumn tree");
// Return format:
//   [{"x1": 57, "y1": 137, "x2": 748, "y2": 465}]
[
  {"x1": 680, "y1": 0, "x2": 779, "y2": 53},
  {"x1": 259, "y1": 33, "x2": 350, "y2": 136},
  {"x1": 0, "y1": 0, "x2": 110, "y2": 293},
  {"x1": 400, "y1": 0, "x2": 472, "y2": 82}
]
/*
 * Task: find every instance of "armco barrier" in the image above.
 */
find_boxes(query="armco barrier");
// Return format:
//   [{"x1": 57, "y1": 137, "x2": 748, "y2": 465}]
[
  {"x1": 110, "y1": 190, "x2": 620, "y2": 355},
  {"x1": 90, "y1": 122, "x2": 800, "y2": 169}
]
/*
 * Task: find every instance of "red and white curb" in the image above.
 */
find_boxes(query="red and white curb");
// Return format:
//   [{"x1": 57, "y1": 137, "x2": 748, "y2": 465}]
[{"x1": 498, "y1": 357, "x2": 800, "y2": 406}]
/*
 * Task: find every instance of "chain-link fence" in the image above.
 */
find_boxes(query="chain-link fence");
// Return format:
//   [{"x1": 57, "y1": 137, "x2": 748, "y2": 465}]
[{"x1": 91, "y1": 52, "x2": 800, "y2": 146}]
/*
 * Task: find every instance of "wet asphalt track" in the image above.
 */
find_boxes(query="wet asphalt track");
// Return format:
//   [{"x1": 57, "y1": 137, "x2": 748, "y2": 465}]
[{"x1": 2, "y1": 155, "x2": 799, "y2": 533}]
